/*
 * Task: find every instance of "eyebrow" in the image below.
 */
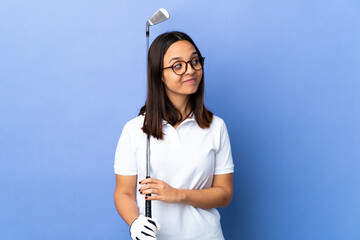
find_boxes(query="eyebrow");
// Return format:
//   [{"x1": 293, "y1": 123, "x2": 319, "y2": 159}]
[{"x1": 169, "y1": 52, "x2": 198, "y2": 63}]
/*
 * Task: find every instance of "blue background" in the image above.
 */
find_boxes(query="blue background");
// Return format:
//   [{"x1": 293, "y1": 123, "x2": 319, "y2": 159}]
[{"x1": 1, "y1": 1, "x2": 359, "y2": 239}]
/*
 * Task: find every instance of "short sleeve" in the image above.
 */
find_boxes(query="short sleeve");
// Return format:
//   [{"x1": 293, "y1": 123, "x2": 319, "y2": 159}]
[
  {"x1": 214, "y1": 120, "x2": 234, "y2": 175},
  {"x1": 114, "y1": 122, "x2": 138, "y2": 175}
]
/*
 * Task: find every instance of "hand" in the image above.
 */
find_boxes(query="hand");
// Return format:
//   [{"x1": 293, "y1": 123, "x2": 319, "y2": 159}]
[
  {"x1": 130, "y1": 215, "x2": 161, "y2": 240},
  {"x1": 139, "y1": 178, "x2": 182, "y2": 203}
]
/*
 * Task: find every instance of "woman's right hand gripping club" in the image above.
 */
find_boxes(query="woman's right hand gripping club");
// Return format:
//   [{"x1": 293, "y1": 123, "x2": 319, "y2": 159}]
[{"x1": 130, "y1": 215, "x2": 161, "y2": 240}]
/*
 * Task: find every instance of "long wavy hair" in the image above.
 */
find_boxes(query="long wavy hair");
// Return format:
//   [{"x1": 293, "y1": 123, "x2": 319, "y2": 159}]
[{"x1": 139, "y1": 31, "x2": 213, "y2": 140}]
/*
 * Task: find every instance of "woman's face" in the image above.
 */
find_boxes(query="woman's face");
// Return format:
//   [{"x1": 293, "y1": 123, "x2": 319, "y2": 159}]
[{"x1": 162, "y1": 40, "x2": 202, "y2": 100}]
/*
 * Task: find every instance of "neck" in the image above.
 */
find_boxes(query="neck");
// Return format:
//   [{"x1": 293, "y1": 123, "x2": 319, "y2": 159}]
[{"x1": 168, "y1": 94, "x2": 191, "y2": 118}]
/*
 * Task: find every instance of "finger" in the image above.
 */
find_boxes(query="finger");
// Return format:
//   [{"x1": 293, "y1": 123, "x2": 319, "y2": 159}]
[
  {"x1": 140, "y1": 178, "x2": 160, "y2": 185},
  {"x1": 138, "y1": 234, "x2": 156, "y2": 240},
  {"x1": 142, "y1": 235, "x2": 156, "y2": 240},
  {"x1": 145, "y1": 195, "x2": 160, "y2": 201},
  {"x1": 139, "y1": 178, "x2": 154, "y2": 184},
  {"x1": 141, "y1": 229, "x2": 156, "y2": 238},
  {"x1": 133, "y1": 229, "x2": 155, "y2": 240},
  {"x1": 141, "y1": 188, "x2": 159, "y2": 195},
  {"x1": 139, "y1": 183, "x2": 158, "y2": 192},
  {"x1": 149, "y1": 218, "x2": 161, "y2": 230}
]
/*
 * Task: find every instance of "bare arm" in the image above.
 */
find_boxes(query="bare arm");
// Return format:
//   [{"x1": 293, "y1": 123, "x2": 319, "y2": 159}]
[
  {"x1": 179, "y1": 173, "x2": 233, "y2": 209},
  {"x1": 114, "y1": 174, "x2": 140, "y2": 226},
  {"x1": 139, "y1": 173, "x2": 233, "y2": 209}
]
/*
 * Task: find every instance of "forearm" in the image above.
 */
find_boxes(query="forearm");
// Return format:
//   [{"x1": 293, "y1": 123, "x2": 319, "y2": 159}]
[
  {"x1": 114, "y1": 193, "x2": 139, "y2": 226},
  {"x1": 178, "y1": 186, "x2": 232, "y2": 209}
]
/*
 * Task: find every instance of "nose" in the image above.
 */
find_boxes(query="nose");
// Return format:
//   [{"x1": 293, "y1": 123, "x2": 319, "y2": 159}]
[{"x1": 185, "y1": 61, "x2": 196, "y2": 74}]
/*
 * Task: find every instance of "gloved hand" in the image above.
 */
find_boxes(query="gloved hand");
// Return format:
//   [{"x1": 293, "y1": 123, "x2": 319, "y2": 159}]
[{"x1": 130, "y1": 215, "x2": 161, "y2": 240}]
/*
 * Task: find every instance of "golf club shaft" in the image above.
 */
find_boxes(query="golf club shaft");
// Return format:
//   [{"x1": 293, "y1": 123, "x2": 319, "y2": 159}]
[{"x1": 145, "y1": 135, "x2": 151, "y2": 218}]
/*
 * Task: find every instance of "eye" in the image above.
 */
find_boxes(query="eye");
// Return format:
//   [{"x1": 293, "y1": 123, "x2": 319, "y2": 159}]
[
  {"x1": 173, "y1": 62, "x2": 184, "y2": 70},
  {"x1": 192, "y1": 58, "x2": 200, "y2": 65}
]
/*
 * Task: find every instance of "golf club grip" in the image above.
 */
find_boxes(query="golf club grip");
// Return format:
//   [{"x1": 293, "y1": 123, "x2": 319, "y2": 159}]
[
  {"x1": 145, "y1": 197, "x2": 152, "y2": 218},
  {"x1": 145, "y1": 175, "x2": 152, "y2": 218}
]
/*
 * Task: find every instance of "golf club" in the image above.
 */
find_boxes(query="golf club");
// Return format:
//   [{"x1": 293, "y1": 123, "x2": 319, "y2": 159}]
[{"x1": 145, "y1": 8, "x2": 170, "y2": 219}]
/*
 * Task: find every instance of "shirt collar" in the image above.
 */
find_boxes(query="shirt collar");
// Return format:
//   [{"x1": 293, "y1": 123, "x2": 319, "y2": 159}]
[{"x1": 162, "y1": 112, "x2": 195, "y2": 125}]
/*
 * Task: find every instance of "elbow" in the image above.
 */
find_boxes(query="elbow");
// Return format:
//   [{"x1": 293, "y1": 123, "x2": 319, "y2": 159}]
[
  {"x1": 220, "y1": 189, "x2": 233, "y2": 208},
  {"x1": 113, "y1": 191, "x2": 120, "y2": 206},
  {"x1": 113, "y1": 191, "x2": 119, "y2": 202},
  {"x1": 225, "y1": 196, "x2": 233, "y2": 207},
  {"x1": 221, "y1": 195, "x2": 232, "y2": 207},
  {"x1": 114, "y1": 189, "x2": 121, "y2": 201}
]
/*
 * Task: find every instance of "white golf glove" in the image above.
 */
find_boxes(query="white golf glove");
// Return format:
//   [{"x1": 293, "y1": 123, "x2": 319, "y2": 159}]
[{"x1": 130, "y1": 215, "x2": 161, "y2": 240}]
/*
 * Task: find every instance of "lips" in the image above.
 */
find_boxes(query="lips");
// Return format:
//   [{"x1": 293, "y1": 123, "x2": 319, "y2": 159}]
[{"x1": 183, "y1": 78, "x2": 196, "y2": 83}]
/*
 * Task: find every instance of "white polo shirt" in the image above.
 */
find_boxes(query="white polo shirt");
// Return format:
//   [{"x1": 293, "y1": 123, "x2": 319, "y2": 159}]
[{"x1": 114, "y1": 113, "x2": 234, "y2": 240}]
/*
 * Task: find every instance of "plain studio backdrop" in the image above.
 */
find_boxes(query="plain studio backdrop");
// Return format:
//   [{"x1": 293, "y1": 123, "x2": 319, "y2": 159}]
[{"x1": 0, "y1": 1, "x2": 359, "y2": 239}]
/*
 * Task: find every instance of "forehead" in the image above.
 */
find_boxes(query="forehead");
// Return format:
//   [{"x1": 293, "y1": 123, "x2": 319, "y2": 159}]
[{"x1": 163, "y1": 40, "x2": 197, "y2": 61}]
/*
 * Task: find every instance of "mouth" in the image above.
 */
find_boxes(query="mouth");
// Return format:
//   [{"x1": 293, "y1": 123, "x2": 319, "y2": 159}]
[{"x1": 183, "y1": 78, "x2": 196, "y2": 84}]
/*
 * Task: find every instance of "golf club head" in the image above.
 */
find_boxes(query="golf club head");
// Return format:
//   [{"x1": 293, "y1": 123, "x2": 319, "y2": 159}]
[{"x1": 147, "y1": 8, "x2": 170, "y2": 26}]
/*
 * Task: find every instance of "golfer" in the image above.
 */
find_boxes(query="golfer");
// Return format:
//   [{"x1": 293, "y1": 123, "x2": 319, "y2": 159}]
[{"x1": 114, "y1": 31, "x2": 234, "y2": 240}]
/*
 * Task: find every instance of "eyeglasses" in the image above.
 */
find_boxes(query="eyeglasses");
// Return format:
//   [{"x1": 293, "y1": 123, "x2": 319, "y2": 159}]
[{"x1": 162, "y1": 57, "x2": 205, "y2": 76}]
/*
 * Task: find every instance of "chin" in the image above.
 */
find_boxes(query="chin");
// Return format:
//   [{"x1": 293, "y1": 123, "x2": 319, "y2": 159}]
[{"x1": 187, "y1": 87, "x2": 199, "y2": 95}]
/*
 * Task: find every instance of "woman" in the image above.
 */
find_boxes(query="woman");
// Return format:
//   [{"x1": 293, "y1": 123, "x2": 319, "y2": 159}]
[{"x1": 114, "y1": 31, "x2": 234, "y2": 240}]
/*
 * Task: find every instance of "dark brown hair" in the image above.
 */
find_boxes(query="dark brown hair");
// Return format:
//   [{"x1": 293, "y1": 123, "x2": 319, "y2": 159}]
[{"x1": 139, "y1": 31, "x2": 213, "y2": 139}]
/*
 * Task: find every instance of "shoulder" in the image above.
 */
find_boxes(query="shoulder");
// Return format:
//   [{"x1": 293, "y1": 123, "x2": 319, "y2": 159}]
[
  {"x1": 119, "y1": 114, "x2": 146, "y2": 147},
  {"x1": 207, "y1": 114, "x2": 231, "y2": 139},
  {"x1": 123, "y1": 114, "x2": 145, "y2": 132},
  {"x1": 125, "y1": 114, "x2": 145, "y2": 127},
  {"x1": 209, "y1": 114, "x2": 226, "y2": 130},
  {"x1": 119, "y1": 115, "x2": 144, "y2": 137}
]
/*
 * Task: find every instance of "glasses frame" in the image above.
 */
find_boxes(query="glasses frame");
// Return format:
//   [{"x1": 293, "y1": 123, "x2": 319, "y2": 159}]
[{"x1": 162, "y1": 57, "x2": 205, "y2": 76}]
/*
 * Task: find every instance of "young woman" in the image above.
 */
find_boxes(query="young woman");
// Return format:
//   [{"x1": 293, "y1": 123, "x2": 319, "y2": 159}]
[{"x1": 114, "y1": 31, "x2": 234, "y2": 240}]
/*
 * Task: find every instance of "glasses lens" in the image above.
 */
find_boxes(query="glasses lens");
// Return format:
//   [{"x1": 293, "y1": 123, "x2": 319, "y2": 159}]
[
  {"x1": 191, "y1": 57, "x2": 202, "y2": 70},
  {"x1": 173, "y1": 62, "x2": 186, "y2": 75}
]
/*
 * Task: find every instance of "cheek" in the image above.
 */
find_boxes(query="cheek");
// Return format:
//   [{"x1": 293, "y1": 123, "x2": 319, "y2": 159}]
[
  {"x1": 198, "y1": 71, "x2": 203, "y2": 80},
  {"x1": 162, "y1": 72, "x2": 181, "y2": 88}
]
